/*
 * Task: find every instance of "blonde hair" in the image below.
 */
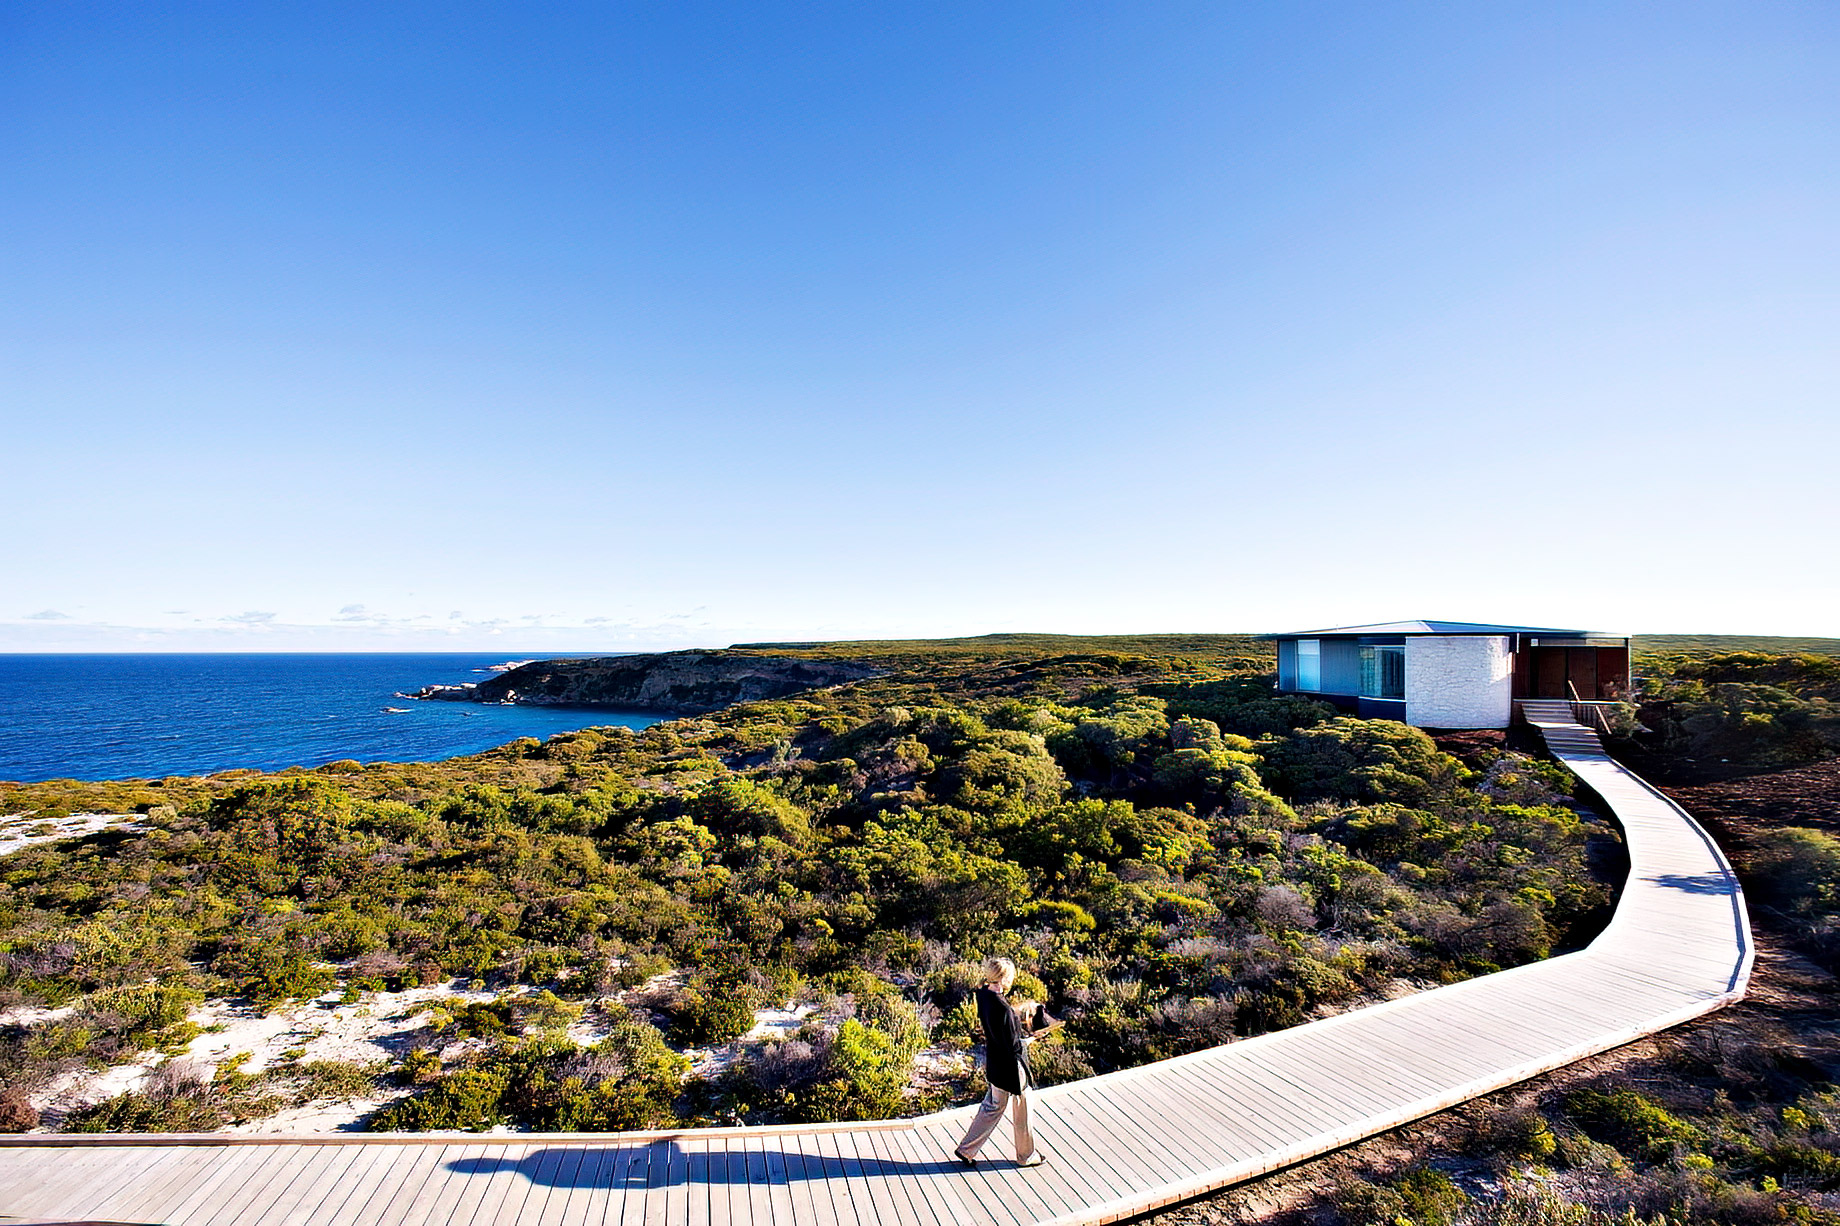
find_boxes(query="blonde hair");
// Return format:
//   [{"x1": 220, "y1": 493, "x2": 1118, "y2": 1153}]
[{"x1": 983, "y1": 957, "x2": 1016, "y2": 992}]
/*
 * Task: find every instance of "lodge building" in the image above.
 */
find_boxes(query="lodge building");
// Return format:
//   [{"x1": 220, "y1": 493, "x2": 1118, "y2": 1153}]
[{"x1": 1268, "y1": 620, "x2": 1631, "y2": 730}]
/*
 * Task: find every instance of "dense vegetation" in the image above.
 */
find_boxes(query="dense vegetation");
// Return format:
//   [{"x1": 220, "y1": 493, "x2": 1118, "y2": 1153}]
[
  {"x1": 1, "y1": 641, "x2": 1614, "y2": 1134},
  {"x1": 1632, "y1": 652, "x2": 1840, "y2": 775}
]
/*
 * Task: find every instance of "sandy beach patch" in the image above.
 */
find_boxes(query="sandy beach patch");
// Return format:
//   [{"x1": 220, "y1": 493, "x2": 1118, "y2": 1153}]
[{"x1": 0, "y1": 812, "x2": 140, "y2": 858}]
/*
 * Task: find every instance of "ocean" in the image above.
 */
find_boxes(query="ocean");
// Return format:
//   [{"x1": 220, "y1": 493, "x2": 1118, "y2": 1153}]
[{"x1": 0, "y1": 654, "x2": 663, "y2": 784}]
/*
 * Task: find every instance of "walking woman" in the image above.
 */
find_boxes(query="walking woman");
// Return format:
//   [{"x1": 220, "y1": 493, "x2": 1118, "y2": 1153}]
[{"x1": 953, "y1": 956, "x2": 1047, "y2": 1168}]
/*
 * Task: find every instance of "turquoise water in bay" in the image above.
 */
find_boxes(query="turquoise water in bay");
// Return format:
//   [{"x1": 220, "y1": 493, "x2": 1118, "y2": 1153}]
[{"x1": 0, "y1": 654, "x2": 662, "y2": 783}]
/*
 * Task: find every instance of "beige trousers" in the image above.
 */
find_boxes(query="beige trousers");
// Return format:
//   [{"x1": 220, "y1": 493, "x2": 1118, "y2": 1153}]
[{"x1": 956, "y1": 1082, "x2": 1036, "y2": 1163}]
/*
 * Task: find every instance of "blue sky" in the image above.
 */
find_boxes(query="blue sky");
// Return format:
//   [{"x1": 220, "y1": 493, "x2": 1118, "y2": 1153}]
[{"x1": 4, "y1": 2, "x2": 1836, "y2": 651}]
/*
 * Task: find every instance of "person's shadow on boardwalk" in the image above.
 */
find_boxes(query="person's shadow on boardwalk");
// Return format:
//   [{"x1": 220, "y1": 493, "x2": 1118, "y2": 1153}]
[
  {"x1": 449, "y1": 1141, "x2": 965, "y2": 1188},
  {"x1": 1650, "y1": 871, "x2": 1737, "y2": 895}
]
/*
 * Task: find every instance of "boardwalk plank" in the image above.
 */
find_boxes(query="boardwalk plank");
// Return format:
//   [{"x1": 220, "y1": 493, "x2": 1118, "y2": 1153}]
[
  {"x1": 751, "y1": 1133, "x2": 794, "y2": 1226},
  {"x1": 298, "y1": 1141, "x2": 401, "y2": 1226},
  {"x1": 472, "y1": 1142, "x2": 542, "y2": 1226},
  {"x1": 927, "y1": 1112, "x2": 1033, "y2": 1226},
  {"x1": 195, "y1": 1142, "x2": 321, "y2": 1226},
  {"x1": 812, "y1": 1128, "x2": 864, "y2": 1226},
  {"x1": 368, "y1": 1142, "x2": 458, "y2": 1226},
  {"x1": 888, "y1": 1121, "x2": 993, "y2": 1226},
  {"x1": 160, "y1": 1142, "x2": 279, "y2": 1226},
  {"x1": 632, "y1": 1139, "x2": 673, "y2": 1226},
  {"x1": 1081, "y1": 1077, "x2": 1232, "y2": 1177},
  {"x1": 528, "y1": 1143, "x2": 594, "y2": 1226},
  {"x1": 739, "y1": 1136, "x2": 776, "y2": 1226},
  {"x1": 27, "y1": 1145, "x2": 173, "y2": 1219},
  {"x1": 402, "y1": 1142, "x2": 494, "y2": 1226}
]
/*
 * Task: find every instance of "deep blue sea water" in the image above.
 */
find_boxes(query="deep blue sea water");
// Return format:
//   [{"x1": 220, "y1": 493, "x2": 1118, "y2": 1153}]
[{"x1": 0, "y1": 654, "x2": 663, "y2": 783}]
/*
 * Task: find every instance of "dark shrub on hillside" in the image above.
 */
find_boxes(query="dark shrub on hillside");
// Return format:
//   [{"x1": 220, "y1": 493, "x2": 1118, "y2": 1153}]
[
  {"x1": 1670, "y1": 652, "x2": 1840, "y2": 701},
  {"x1": 1333, "y1": 1167, "x2": 1467, "y2": 1226},
  {"x1": 1144, "y1": 677, "x2": 1335, "y2": 738},
  {"x1": 1258, "y1": 719, "x2": 1467, "y2": 805},
  {"x1": 1644, "y1": 670, "x2": 1840, "y2": 771},
  {"x1": 76, "y1": 984, "x2": 201, "y2": 1047},
  {"x1": 0, "y1": 1088, "x2": 38, "y2": 1132},
  {"x1": 1747, "y1": 828, "x2": 1840, "y2": 917},
  {"x1": 1565, "y1": 1088, "x2": 1700, "y2": 1162},
  {"x1": 372, "y1": 1010, "x2": 687, "y2": 1132}
]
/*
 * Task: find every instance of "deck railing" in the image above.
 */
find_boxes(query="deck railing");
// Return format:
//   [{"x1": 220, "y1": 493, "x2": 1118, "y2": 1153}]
[{"x1": 1564, "y1": 684, "x2": 1619, "y2": 739}]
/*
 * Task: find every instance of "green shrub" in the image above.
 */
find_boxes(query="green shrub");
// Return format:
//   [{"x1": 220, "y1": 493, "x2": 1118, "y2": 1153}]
[
  {"x1": 1473, "y1": 1106, "x2": 1559, "y2": 1162},
  {"x1": 293, "y1": 1061, "x2": 384, "y2": 1101},
  {"x1": 370, "y1": 1068, "x2": 509, "y2": 1131},
  {"x1": 1016, "y1": 900, "x2": 1097, "y2": 933},
  {"x1": 934, "y1": 998, "x2": 979, "y2": 1050},
  {"x1": 77, "y1": 984, "x2": 202, "y2": 1046},
  {"x1": 1748, "y1": 828, "x2": 1840, "y2": 918},
  {"x1": 1645, "y1": 664, "x2": 1840, "y2": 770},
  {"x1": 798, "y1": 1019, "x2": 910, "y2": 1122},
  {"x1": 1758, "y1": 1139, "x2": 1840, "y2": 1189},
  {"x1": 221, "y1": 950, "x2": 333, "y2": 1009},
  {"x1": 511, "y1": 990, "x2": 582, "y2": 1034},
  {"x1": 398, "y1": 1047, "x2": 443, "y2": 1085},
  {"x1": 430, "y1": 998, "x2": 514, "y2": 1040},
  {"x1": 1259, "y1": 718, "x2": 1468, "y2": 805},
  {"x1": 1565, "y1": 1088, "x2": 1700, "y2": 1162},
  {"x1": 1333, "y1": 1167, "x2": 1466, "y2": 1226},
  {"x1": 374, "y1": 1011, "x2": 686, "y2": 1133},
  {"x1": 673, "y1": 985, "x2": 758, "y2": 1046},
  {"x1": 65, "y1": 1087, "x2": 229, "y2": 1132}
]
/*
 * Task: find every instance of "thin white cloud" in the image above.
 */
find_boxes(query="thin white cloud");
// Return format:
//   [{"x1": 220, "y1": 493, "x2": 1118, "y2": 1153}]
[
  {"x1": 222, "y1": 611, "x2": 278, "y2": 625},
  {"x1": 24, "y1": 609, "x2": 73, "y2": 620}
]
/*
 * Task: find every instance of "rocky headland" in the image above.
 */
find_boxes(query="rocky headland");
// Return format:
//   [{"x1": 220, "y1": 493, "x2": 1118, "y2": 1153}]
[{"x1": 409, "y1": 651, "x2": 882, "y2": 716}]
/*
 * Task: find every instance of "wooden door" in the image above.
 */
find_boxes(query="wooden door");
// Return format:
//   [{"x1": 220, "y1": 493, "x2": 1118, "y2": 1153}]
[
  {"x1": 1536, "y1": 649, "x2": 1568, "y2": 698},
  {"x1": 1568, "y1": 649, "x2": 1599, "y2": 699}
]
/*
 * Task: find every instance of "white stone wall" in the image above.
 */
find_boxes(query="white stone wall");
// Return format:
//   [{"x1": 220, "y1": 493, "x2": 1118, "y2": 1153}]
[{"x1": 1405, "y1": 635, "x2": 1513, "y2": 728}]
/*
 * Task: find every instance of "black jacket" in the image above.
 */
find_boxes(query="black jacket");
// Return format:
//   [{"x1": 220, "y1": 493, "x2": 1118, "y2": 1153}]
[{"x1": 975, "y1": 986, "x2": 1029, "y2": 1094}]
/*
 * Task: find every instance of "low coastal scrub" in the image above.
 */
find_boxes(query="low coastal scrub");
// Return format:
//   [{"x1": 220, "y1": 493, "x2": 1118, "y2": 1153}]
[
  {"x1": 1, "y1": 643, "x2": 1617, "y2": 1131},
  {"x1": 1633, "y1": 652, "x2": 1840, "y2": 773}
]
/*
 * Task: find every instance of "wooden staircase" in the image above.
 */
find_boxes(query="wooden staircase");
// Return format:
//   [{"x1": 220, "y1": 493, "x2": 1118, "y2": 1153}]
[{"x1": 1520, "y1": 698, "x2": 1609, "y2": 755}]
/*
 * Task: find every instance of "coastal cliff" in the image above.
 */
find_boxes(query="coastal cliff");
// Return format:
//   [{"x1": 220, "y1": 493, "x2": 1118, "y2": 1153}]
[{"x1": 410, "y1": 651, "x2": 881, "y2": 715}]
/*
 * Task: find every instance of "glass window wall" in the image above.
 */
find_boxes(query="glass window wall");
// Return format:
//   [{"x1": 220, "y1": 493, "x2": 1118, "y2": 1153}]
[
  {"x1": 1360, "y1": 645, "x2": 1405, "y2": 699},
  {"x1": 1297, "y1": 639, "x2": 1321, "y2": 691}
]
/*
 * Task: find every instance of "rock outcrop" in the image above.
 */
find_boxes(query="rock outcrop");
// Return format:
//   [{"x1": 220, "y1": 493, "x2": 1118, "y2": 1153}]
[{"x1": 410, "y1": 652, "x2": 881, "y2": 715}]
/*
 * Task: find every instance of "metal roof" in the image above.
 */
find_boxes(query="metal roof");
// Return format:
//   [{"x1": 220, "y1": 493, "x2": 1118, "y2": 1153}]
[{"x1": 1268, "y1": 620, "x2": 1627, "y2": 639}]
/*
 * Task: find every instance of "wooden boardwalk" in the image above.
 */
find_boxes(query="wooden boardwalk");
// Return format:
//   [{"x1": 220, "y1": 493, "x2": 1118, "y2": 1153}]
[{"x1": 0, "y1": 707, "x2": 1751, "y2": 1226}]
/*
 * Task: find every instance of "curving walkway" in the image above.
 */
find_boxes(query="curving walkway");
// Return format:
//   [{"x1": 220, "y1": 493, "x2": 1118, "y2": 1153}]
[{"x1": 0, "y1": 708, "x2": 1751, "y2": 1226}]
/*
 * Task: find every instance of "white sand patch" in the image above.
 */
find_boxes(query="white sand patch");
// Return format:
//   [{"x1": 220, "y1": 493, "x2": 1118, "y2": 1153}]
[
  {"x1": 0, "y1": 812, "x2": 140, "y2": 858},
  {"x1": 35, "y1": 1058, "x2": 164, "y2": 1121},
  {"x1": 185, "y1": 980, "x2": 500, "y2": 1074},
  {"x1": 27, "y1": 979, "x2": 502, "y2": 1131},
  {"x1": 682, "y1": 1002, "x2": 818, "y2": 1080},
  {"x1": 224, "y1": 1095, "x2": 410, "y2": 1135},
  {"x1": 19, "y1": 974, "x2": 962, "y2": 1133},
  {"x1": 913, "y1": 1044, "x2": 975, "y2": 1094},
  {"x1": 743, "y1": 1004, "x2": 815, "y2": 1042},
  {"x1": 0, "y1": 1003, "x2": 73, "y2": 1028}
]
